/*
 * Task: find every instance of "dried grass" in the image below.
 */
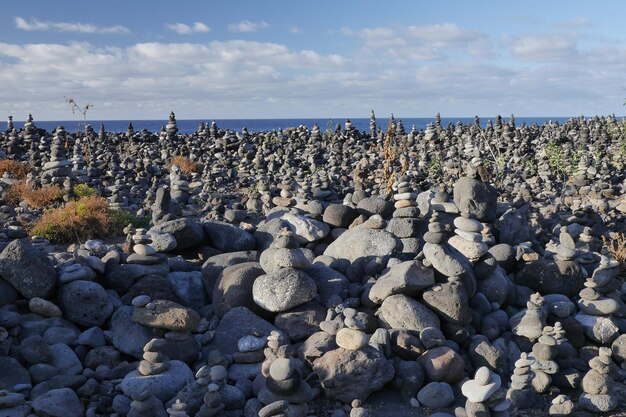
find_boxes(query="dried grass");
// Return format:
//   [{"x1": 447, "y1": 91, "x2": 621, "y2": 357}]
[
  {"x1": 31, "y1": 196, "x2": 114, "y2": 243},
  {"x1": 602, "y1": 233, "x2": 626, "y2": 263},
  {"x1": 0, "y1": 160, "x2": 31, "y2": 179},
  {"x1": 5, "y1": 182, "x2": 64, "y2": 208},
  {"x1": 166, "y1": 155, "x2": 200, "y2": 175}
]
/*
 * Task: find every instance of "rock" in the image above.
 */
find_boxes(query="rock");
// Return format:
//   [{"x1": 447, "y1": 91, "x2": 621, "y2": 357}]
[
  {"x1": 418, "y1": 346, "x2": 466, "y2": 383},
  {"x1": 516, "y1": 259, "x2": 585, "y2": 298},
  {"x1": 201, "y1": 251, "x2": 259, "y2": 298},
  {"x1": 120, "y1": 360, "x2": 194, "y2": 402},
  {"x1": 335, "y1": 328, "x2": 368, "y2": 350},
  {"x1": 0, "y1": 357, "x2": 30, "y2": 390},
  {"x1": 0, "y1": 239, "x2": 56, "y2": 298},
  {"x1": 204, "y1": 307, "x2": 281, "y2": 355},
  {"x1": 252, "y1": 268, "x2": 317, "y2": 313},
  {"x1": 313, "y1": 346, "x2": 394, "y2": 403},
  {"x1": 356, "y1": 197, "x2": 394, "y2": 218},
  {"x1": 132, "y1": 299, "x2": 201, "y2": 331},
  {"x1": 150, "y1": 218, "x2": 205, "y2": 250},
  {"x1": 378, "y1": 294, "x2": 440, "y2": 332},
  {"x1": 305, "y1": 263, "x2": 349, "y2": 305},
  {"x1": 32, "y1": 388, "x2": 83, "y2": 417},
  {"x1": 453, "y1": 177, "x2": 497, "y2": 223},
  {"x1": 150, "y1": 232, "x2": 178, "y2": 252},
  {"x1": 166, "y1": 271, "x2": 206, "y2": 311},
  {"x1": 274, "y1": 300, "x2": 325, "y2": 341},
  {"x1": 213, "y1": 262, "x2": 266, "y2": 318},
  {"x1": 417, "y1": 382, "x2": 454, "y2": 409},
  {"x1": 368, "y1": 260, "x2": 435, "y2": 304},
  {"x1": 57, "y1": 280, "x2": 113, "y2": 327},
  {"x1": 29, "y1": 297, "x2": 62, "y2": 317},
  {"x1": 282, "y1": 212, "x2": 330, "y2": 243},
  {"x1": 110, "y1": 306, "x2": 153, "y2": 359},
  {"x1": 324, "y1": 225, "x2": 401, "y2": 262},
  {"x1": 202, "y1": 220, "x2": 256, "y2": 252},
  {"x1": 323, "y1": 204, "x2": 358, "y2": 228}
]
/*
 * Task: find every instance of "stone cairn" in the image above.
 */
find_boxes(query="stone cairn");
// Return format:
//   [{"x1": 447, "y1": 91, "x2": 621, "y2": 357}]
[
  {"x1": 506, "y1": 352, "x2": 537, "y2": 408},
  {"x1": 528, "y1": 326, "x2": 559, "y2": 394},
  {"x1": 461, "y1": 366, "x2": 508, "y2": 416},
  {"x1": 41, "y1": 126, "x2": 72, "y2": 185},
  {"x1": 166, "y1": 399, "x2": 189, "y2": 417},
  {"x1": 126, "y1": 227, "x2": 161, "y2": 266},
  {"x1": 71, "y1": 138, "x2": 89, "y2": 183},
  {"x1": 22, "y1": 113, "x2": 37, "y2": 148},
  {"x1": 390, "y1": 174, "x2": 421, "y2": 257},
  {"x1": 579, "y1": 349, "x2": 618, "y2": 413}
]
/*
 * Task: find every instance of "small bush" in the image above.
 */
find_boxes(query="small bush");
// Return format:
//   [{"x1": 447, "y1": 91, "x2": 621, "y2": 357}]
[
  {"x1": 0, "y1": 160, "x2": 31, "y2": 179},
  {"x1": 73, "y1": 183, "x2": 97, "y2": 198},
  {"x1": 110, "y1": 209, "x2": 150, "y2": 230},
  {"x1": 166, "y1": 155, "x2": 200, "y2": 175},
  {"x1": 31, "y1": 196, "x2": 116, "y2": 243},
  {"x1": 5, "y1": 182, "x2": 64, "y2": 208}
]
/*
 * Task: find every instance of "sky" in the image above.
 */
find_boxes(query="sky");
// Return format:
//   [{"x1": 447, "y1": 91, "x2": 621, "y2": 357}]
[{"x1": 0, "y1": 0, "x2": 625, "y2": 120}]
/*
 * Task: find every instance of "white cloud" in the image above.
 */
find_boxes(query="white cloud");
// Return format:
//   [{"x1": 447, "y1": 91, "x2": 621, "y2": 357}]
[
  {"x1": 289, "y1": 26, "x2": 302, "y2": 34},
  {"x1": 15, "y1": 16, "x2": 129, "y2": 34},
  {"x1": 557, "y1": 17, "x2": 593, "y2": 29},
  {"x1": 508, "y1": 33, "x2": 577, "y2": 62},
  {"x1": 166, "y1": 22, "x2": 210, "y2": 34},
  {"x1": 228, "y1": 20, "x2": 270, "y2": 33}
]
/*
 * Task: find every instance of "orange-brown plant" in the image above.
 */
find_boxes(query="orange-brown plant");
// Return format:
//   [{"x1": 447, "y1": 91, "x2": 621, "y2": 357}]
[
  {"x1": 5, "y1": 182, "x2": 63, "y2": 208},
  {"x1": 166, "y1": 155, "x2": 201, "y2": 175},
  {"x1": 0, "y1": 160, "x2": 31, "y2": 179},
  {"x1": 602, "y1": 233, "x2": 626, "y2": 263}
]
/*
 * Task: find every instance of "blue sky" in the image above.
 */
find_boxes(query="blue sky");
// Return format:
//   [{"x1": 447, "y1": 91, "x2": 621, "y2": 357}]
[{"x1": 1, "y1": 0, "x2": 625, "y2": 120}]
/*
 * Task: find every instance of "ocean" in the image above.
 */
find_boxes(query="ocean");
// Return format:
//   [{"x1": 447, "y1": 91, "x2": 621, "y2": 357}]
[{"x1": 7, "y1": 117, "x2": 576, "y2": 135}]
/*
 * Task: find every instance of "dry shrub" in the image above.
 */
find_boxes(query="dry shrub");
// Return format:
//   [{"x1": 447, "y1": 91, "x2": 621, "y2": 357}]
[
  {"x1": 30, "y1": 196, "x2": 146, "y2": 243},
  {"x1": 0, "y1": 160, "x2": 31, "y2": 179},
  {"x1": 31, "y1": 196, "x2": 114, "y2": 243},
  {"x1": 5, "y1": 182, "x2": 64, "y2": 208},
  {"x1": 602, "y1": 233, "x2": 626, "y2": 263},
  {"x1": 167, "y1": 155, "x2": 200, "y2": 175}
]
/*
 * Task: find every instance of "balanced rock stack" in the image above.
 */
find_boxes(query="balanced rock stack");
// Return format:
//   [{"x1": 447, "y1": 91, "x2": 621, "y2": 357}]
[
  {"x1": 273, "y1": 180, "x2": 296, "y2": 208},
  {"x1": 253, "y1": 228, "x2": 317, "y2": 313},
  {"x1": 448, "y1": 210, "x2": 489, "y2": 262},
  {"x1": 579, "y1": 350, "x2": 618, "y2": 413},
  {"x1": 575, "y1": 254, "x2": 620, "y2": 344},
  {"x1": 41, "y1": 126, "x2": 72, "y2": 185},
  {"x1": 127, "y1": 228, "x2": 162, "y2": 265},
  {"x1": 169, "y1": 164, "x2": 190, "y2": 204},
  {"x1": 528, "y1": 326, "x2": 559, "y2": 394},
  {"x1": 21, "y1": 113, "x2": 38, "y2": 146},
  {"x1": 257, "y1": 356, "x2": 314, "y2": 417},
  {"x1": 460, "y1": 366, "x2": 508, "y2": 416},
  {"x1": 506, "y1": 352, "x2": 538, "y2": 408},
  {"x1": 389, "y1": 175, "x2": 421, "y2": 257},
  {"x1": 165, "y1": 111, "x2": 179, "y2": 142},
  {"x1": 71, "y1": 138, "x2": 89, "y2": 183}
]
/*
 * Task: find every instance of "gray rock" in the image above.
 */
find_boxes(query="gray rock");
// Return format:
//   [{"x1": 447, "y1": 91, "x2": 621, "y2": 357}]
[
  {"x1": 378, "y1": 294, "x2": 440, "y2": 332},
  {"x1": 120, "y1": 360, "x2": 194, "y2": 402},
  {"x1": 202, "y1": 220, "x2": 256, "y2": 252},
  {"x1": 356, "y1": 197, "x2": 394, "y2": 218},
  {"x1": 166, "y1": 271, "x2": 206, "y2": 311},
  {"x1": 305, "y1": 263, "x2": 349, "y2": 306},
  {"x1": 0, "y1": 239, "x2": 56, "y2": 298},
  {"x1": 212, "y1": 262, "x2": 266, "y2": 318},
  {"x1": 110, "y1": 306, "x2": 153, "y2": 359},
  {"x1": 150, "y1": 218, "x2": 205, "y2": 250},
  {"x1": 323, "y1": 204, "x2": 357, "y2": 228},
  {"x1": 201, "y1": 251, "x2": 259, "y2": 299},
  {"x1": 57, "y1": 280, "x2": 113, "y2": 327},
  {"x1": 49, "y1": 343, "x2": 82, "y2": 375},
  {"x1": 204, "y1": 307, "x2": 282, "y2": 355},
  {"x1": 368, "y1": 260, "x2": 435, "y2": 304},
  {"x1": 313, "y1": 346, "x2": 394, "y2": 403},
  {"x1": 253, "y1": 268, "x2": 317, "y2": 313},
  {"x1": 32, "y1": 388, "x2": 83, "y2": 417},
  {"x1": 0, "y1": 357, "x2": 30, "y2": 391},
  {"x1": 324, "y1": 225, "x2": 401, "y2": 262},
  {"x1": 417, "y1": 381, "x2": 454, "y2": 408},
  {"x1": 150, "y1": 232, "x2": 177, "y2": 252},
  {"x1": 282, "y1": 212, "x2": 330, "y2": 243},
  {"x1": 453, "y1": 177, "x2": 497, "y2": 223}
]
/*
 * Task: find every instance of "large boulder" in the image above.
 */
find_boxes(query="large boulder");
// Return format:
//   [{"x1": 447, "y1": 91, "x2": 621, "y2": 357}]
[
  {"x1": 282, "y1": 212, "x2": 330, "y2": 243},
  {"x1": 252, "y1": 268, "x2": 317, "y2": 313},
  {"x1": 324, "y1": 225, "x2": 401, "y2": 262},
  {"x1": 377, "y1": 294, "x2": 440, "y2": 332},
  {"x1": 150, "y1": 218, "x2": 205, "y2": 250},
  {"x1": 313, "y1": 346, "x2": 395, "y2": 403},
  {"x1": 32, "y1": 388, "x2": 83, "y2": 417},
  {"x1": 57, "y1": 280, "x2": 113, "y2": 327},
  {"x1": 201, "y1": 251, "x2": 259, "y2": 299},
  {"x1": 323, "y1": 204, "x2": 357, "y2": 228},
  {"x1": 516, "y1": 259, "x2": 585, "y2": 298},
  {"x1": 121, "y1": 360, "x2": 194, "y2": 402},
  {"x1": 0, "y1": 239, "x2": 56, "y2": 299},
  {"x1": 202, "y1": 220, "x2": 256, "y2": 252},
  {"x1": 132, "y1": 299, "x2": 201, "y2": 331},
  {"x1": 368, "y1": 260, "x2": 435, "y2": 304}
]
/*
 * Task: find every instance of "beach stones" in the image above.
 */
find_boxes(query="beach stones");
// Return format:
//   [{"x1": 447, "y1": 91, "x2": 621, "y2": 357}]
[
  {"x1": 324, "y1": 224, "x2": 401, "y2": 262},
  {"x1": 378, "y1": 294, "x2": 440, "y2": 332},
  {"x1": 461, "y1": 366, "x2": 501, "y2": 402},
  {"x1": 418, "y1": 346, "x2": 465, "y2": 383},
  {"x1": 202, "y1": 220, "x2": 255, "y2": 252},
  {"x1": 57, "y1": 280, "x2": 113, "y2": 326},
  {"x1": 579, "y1": 352, "x2": 618, "y2": 413},
  {"x1": 453, "y1": 176, "x2": 497, "y2": 223}
]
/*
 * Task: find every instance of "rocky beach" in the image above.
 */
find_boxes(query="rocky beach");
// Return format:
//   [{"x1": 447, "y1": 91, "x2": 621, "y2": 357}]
[{"x1": 0, "y1": 111, "x2": 625, "y2": 417}]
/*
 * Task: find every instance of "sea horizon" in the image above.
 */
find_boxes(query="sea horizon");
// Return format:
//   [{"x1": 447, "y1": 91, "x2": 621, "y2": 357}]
[{"x1": 5, "y1": 115, "x2": 614, "y2": 135}]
